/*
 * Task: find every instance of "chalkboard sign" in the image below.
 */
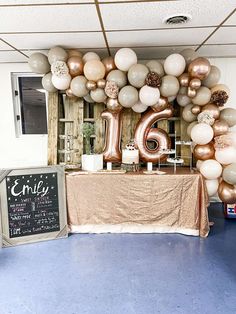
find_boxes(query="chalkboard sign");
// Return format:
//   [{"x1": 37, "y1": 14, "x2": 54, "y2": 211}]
[{"x1": 0, "y1": 166, "x2": 67, "y2": 247}]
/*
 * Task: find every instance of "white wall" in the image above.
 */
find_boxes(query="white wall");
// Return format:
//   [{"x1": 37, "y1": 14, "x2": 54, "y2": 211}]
[
  {"x1": 0, "y1": 58, "x2": 235, "y2": 168},
  {"x1": 0, "y1": 63, "x2": 48, "y2": 168}
]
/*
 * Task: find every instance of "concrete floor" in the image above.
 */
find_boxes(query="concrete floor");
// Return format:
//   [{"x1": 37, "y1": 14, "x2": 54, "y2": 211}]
[{"x1": 0, "y1": 203, "x2": 235, "y2": 314}]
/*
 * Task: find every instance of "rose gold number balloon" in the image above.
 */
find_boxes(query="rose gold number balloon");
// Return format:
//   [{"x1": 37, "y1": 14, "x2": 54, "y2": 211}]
[
  {"x1": 134, "y1": 107, "x2": 173, "y2": 162},
  {"x1": 101, "y1": 110, "x2": 122, "y2": 162}
]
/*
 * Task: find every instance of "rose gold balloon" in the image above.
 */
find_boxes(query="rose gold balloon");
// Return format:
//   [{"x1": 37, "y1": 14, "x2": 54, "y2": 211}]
[
  {"x1": 102, "y1": 56, "x2": 117, "y2": 75},
  {"x1": 212, "y1": 120, "x2": 229, "y2": 136},
  {"x1": 134, "y1": 107, "x2": 173, "y2": 162},
  {"x1": 151, "y1": 97, "x2": 168, "y2": 112},
  {"x1": 193, "y1": 142, "x2": 215, "y2": 160},
  {"x1": 67, "y1": 49, "x2": 83, "y2": 58},
  {"x1": 97, "y1": 79, "x2": 106, "y2": 89},
  {"x1": 86, "y1": 80, "x2": 97, "y2": 91},
  {"x1": 67, "y1": 56, "x2": 84, "y2": 77},
  {"x1": 187, "y1": 87, "x2": 197, "y2": 98},
  {"x1": 201, "y1": 103, "x2": 220, "y2": 119},
  {"x1": 66, "y1": 88, "x2": 77, "y2": 100},
  {"x1": 178, "y1": 73, "x2": 190, "y2": 87},
  {"x1": 106, "y1": 98, "x2": 123, "y2": 113},
  {"x1": 189, "y1": 78, "x2": 201, "y2": 90},
  {"x1": 218, "y1": 181, "x2": 236, "y2": 204},
  {"x1": 191, "y1": 105, "x2": 201, "y2": 115},
  {"x1": 188, "y1": 57, "x2": 211, "y2": 80},
  {"x1": 101, "y1": 109, "x2": 122, "y2": 162}
]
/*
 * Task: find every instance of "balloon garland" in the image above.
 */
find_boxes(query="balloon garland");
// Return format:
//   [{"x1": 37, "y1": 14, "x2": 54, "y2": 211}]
[{"x1": 28, "y1": 46, "x2": 236, "y2": 203}]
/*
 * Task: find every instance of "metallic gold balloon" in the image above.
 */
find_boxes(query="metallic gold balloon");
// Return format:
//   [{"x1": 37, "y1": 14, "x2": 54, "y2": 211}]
[
  {"x1": 188, "y1": 57, "x2": 211, "y2": 80},
  {"x1": 97, "y1": 79, "x2": 106, "y2": 89},
  {"x1": 178, "y1": 73, "x2": 190, "y2": 87},
  {"x1": 191, "y1": 105, "x2": 201, "y2": 115},
  {"x1": 66, "y1": 88, "x2": 77, "y2": 100},
  {"x1": 212, "y1": 120, "x2": 229, "y2": 137},
  {"x1": 134, "y1": 107, "x2": 173, "y2": 162},
  {"x1": 189, "y1": 78, "x2": 201, "y2": 90},
  {"x1": 193, "y1": 142, "x2": 215, "y2": 160},
  {"x1": 102, "y1": 56, "x2": 117, "y2": 75},
  {"x1": 86, "y1": 80, "x2": 97, "y2": 91},
  {"x1": 187, "y1": 87, "x2": 197, "y2": 98},
  {"x1": 218, "y1": 181, "x2": 236, "y2": 204},
  {"x1": 101, "y1": 110, "x2": 122, "y2": 162},
  {"x1": 67, "y1": 49, "x2": 83, "y2": 58},
  {"x1": 201, "y1": 103, "x2": 220, "y2": 119},
  {"x1": 67, "y1": 56, "x2": 84, "y2": 77},
  {"x1": 106, "y1": 98, "x2": 123, "y2": 113},
  {"x1": 151, "y1": 97, "x2": 168, "y2": 112}
]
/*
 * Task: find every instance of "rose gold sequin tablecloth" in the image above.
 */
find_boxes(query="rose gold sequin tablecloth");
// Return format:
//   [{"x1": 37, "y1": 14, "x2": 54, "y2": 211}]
[{"x1": 66, "y1": 169, "x2": 210, "y2": 237}]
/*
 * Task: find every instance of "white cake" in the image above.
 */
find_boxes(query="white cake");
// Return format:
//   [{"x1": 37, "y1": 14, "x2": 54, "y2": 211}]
[
  {"x1": 122, "y1": 149, "x2": 139, "y2": 164},
  {"x1": 122, "y1": 141, "x2": 139, "y2": 164}
]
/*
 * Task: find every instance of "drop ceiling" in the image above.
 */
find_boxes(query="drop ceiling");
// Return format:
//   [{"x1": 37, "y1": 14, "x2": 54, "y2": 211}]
[{"x1": 0, "y1": 0, "x2": 235, "y2": 63}]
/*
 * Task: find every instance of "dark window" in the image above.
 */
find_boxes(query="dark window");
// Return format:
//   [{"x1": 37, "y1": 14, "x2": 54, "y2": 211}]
[{"x1": 17, "y1": 76, "x2": 47, "y2": 135}]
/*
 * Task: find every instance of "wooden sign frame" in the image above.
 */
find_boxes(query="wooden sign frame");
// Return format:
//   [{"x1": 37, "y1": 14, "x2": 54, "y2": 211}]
[{"x1": 0, "y1": 165, "x2": 67, "y2": 247}]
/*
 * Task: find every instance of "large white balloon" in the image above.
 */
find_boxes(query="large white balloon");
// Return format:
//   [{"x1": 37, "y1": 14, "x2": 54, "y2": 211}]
[
  {"x1": 132, "y1": 101, "x2": 148, "y2": 113},
  {"x1": 52, "y1": 74, "x2": 71, "y2": 90},
  {"x1": 200, "y1": 159, "x2": 222, "y2": 179},
  {"x1": 139, "y1": 85, "x2": 160, "y2": 106},
  {"x1": 164, "y1": 53, "x2": 186, "y2": 77},
  {"x1": 114, "y1": 48, "x2": 137, "y2": 72},
  {"x1": 205, "y1": 179, "x2": 219, "y2": 196},
  {"x1": 191, "y1": 123, "x2": 214, "y2": 145},
  {"x1": 215, "y1": 147, "x2": 236, "y2": 165}
]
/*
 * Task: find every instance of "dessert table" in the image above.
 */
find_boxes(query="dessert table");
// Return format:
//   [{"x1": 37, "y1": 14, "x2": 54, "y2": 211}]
[{"x1": 66, "y1": 168, "x2": 210, "y2": 237}]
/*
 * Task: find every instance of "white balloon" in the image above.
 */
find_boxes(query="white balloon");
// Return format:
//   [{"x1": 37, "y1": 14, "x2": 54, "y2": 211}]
[
  {"x1": 168, "y1": 95, "x2": 176, "y2": 102},
  {"x1": 191, "y1": 123, "x2": 214, "y2": 145},
  {"x1": 215, "y1": 147, "x2": 236, "y2": 165},
  {"x1": 164, "y1": 53, "x2": 186, "y2": 77},
  {"x1": 196, "y1": 159, "x2": 203, "y2": 171},
  {"x1": 177, "y1": 94, "x2": 191, "y2": 107},
  {"x1": 200, "y1": 159, "x2": 222, "y2": 179},
  {"x1": 114, "y1": 48, "x2": 137, "y2": 72},
  {"x1": 139, "y1": 85, "x2": 160, "y2": 106},
  {"x1": 132, "y1": 101, "x2": 148, "y2": 113},
  {"x1": 82, "y1": 52, "x2": 100, "y2": 63},
  {"x1": 205, "y1": 179, "x2": 219, "y2": 196},
  {"x1": 52, "y1": 74, "x2": 71, "y2": 90}
]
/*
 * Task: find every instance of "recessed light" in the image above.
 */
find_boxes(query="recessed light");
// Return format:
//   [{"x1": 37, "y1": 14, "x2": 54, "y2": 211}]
[{"x1": 163, "y1": 14, "x2": 192, "y2": 25}]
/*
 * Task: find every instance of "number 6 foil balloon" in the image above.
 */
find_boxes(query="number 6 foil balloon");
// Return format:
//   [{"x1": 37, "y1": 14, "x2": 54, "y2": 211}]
[{"x1": 134, "y1": 106, "x2": 174, "y2": 163}]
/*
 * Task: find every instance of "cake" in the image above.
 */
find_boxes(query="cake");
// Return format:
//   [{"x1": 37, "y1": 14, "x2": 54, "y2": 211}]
[{"x1": 122, "y1": 141, "x2": 139, "y2": 164}]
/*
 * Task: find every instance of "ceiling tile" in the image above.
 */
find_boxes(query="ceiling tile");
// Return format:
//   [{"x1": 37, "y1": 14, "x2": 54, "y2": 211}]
[
  {"x1": 205, "y1": 27, "x2": 236, "y2": 44},
  {"x1": 111, "y1": 45, "x2": 197, "y2": 59},
  {"x1": 224, "y1": 10, "x2": 236, "y2": 25},
  {"x1": 100, "y1": 0, "x2": 236, "y2": 30},
  {"x1": 0, "y1": 5, "x2": 100, "y2": 33},
  {"x1": 0, "y1": 39, "x2": 14, "y2": 50},
  {"x1": 197, "y1": 44, "x2": 236, "y2": 57},
  {"x1": 0, "y1": 0, "x2": 93, "y2": 5},
  {"x1": 0, "y1": 51, "x2": 28, "y2": 62},
  {"x1": 106, "y1": 28, "x2": 214, "y2": 47},
  {"x1": 0, "y1": 32, "x2": 106, "y2": 50}
]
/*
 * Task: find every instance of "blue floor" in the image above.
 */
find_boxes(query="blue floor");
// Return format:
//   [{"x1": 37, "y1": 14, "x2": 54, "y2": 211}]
[{"x1": 0, "y1": 203, "x2": 236, "y2": 314}]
